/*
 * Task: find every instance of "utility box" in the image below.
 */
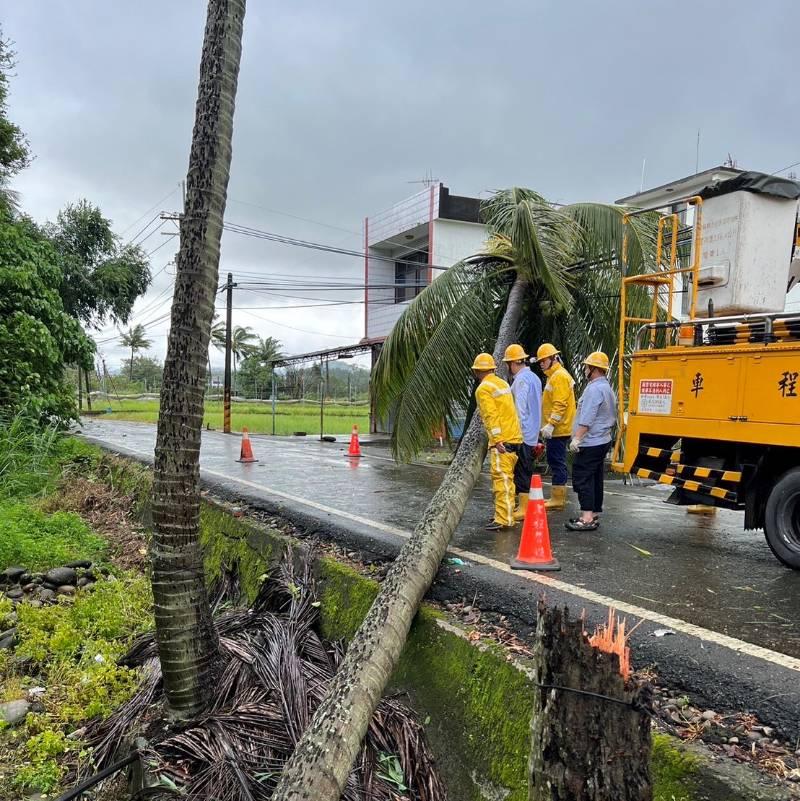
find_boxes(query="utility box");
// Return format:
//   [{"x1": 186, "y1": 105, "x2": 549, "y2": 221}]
[{"x1": 689, "y1": 172, "x2": 800, "y2": 317}]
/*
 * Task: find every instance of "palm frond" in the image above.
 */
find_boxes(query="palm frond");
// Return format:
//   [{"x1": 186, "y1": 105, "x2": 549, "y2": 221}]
[
  {"x1": 483, "y1": 189, "x2": 579, "y2": 309},
  {"x1": 561, "y1": 202, "x2": 659, "y2": 276},
  {"x1": 91, "y1": 548, "x2": 445, "y2": 801},
  {"x1": 373, "y1": 260, "x2": 511, "y2": 462}
]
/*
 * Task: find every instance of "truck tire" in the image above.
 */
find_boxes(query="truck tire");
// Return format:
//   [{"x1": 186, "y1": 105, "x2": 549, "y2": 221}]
[{"x1": 764, "y1": 468, "x2": 800, "y2": 570}]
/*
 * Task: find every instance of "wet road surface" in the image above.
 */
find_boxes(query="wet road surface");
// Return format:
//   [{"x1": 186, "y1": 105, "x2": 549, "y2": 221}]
[{"x1": 80, "y1": 418, "x2": 800, "y2": 663}]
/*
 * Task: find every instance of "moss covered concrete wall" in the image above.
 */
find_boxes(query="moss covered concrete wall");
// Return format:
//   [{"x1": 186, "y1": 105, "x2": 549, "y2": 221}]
[{"x1": 199, "y1": 500, "x2": 747, "y2": 801}]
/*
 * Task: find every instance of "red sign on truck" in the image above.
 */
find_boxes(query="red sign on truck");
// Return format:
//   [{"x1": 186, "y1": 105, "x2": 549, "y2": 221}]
[{"x1": 639, "y1": 379, "x2": 673, "y2": 415}]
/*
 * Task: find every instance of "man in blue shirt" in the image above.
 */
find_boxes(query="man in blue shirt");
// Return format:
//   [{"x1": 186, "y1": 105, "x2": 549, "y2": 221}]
[
  {"x1": 565, "y1": 351, "x2": 617, "y2": 532},
  {"x1": 502, "y1": 344, "x2": 543, "y2": 521}
]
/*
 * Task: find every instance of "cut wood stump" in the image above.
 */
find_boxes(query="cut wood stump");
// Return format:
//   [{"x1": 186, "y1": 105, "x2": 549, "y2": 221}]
[{"x1": 529, "y1": 603, "x2": 652, "y2": 801}]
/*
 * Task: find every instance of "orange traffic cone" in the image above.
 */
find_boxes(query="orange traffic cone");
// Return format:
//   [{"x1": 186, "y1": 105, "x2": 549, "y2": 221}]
[
  {"x1": 236, "y1": 427, "x2": 258, "y2": 463},
  {"x1": 347, "y1": 425, "x2": 363, "y2": 458},
  {"x1": 510, "y1": 475, "x2": 560, "y2": 571}
]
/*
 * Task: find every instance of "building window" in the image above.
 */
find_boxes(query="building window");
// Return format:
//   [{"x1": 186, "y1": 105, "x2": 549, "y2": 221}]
[{"x1": 395, "y1": 249, "x2": 428, "y2": 303}]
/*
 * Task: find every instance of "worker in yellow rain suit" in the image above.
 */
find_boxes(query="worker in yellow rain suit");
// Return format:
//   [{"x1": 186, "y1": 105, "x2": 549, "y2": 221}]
[
  {"x1": 472, "y1": 352, "x2": 524, "y2": 530},
  {"x1": 535, "y1": 343, "x2": 576, "y2": 510}
]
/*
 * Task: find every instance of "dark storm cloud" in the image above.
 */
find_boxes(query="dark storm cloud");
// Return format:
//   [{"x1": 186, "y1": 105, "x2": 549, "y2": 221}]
[{"x1": 5, "y1": 0, "x2": 799, "y2": 366}]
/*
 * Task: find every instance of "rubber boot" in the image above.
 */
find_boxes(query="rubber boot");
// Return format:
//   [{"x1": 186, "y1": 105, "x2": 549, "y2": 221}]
[
  {"x1": 513, "y1": 492, "x2": 529, "y2": 522},
  {"x1": 544, "y1": 485, "x2": 567, "y2": 511},
  {"x1": 687, "y1": 504, "x2": 716, "y2": 515}
]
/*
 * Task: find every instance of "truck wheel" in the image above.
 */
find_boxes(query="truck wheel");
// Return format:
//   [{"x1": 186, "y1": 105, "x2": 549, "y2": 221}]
[{"x1": 764, "y1": 468, "x2": 800, "y2": 570}]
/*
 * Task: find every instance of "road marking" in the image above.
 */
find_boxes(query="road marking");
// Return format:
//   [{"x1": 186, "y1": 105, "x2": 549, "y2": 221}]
[{"x1": 85, "y1": 429, "x2": 800, "y2": 673}]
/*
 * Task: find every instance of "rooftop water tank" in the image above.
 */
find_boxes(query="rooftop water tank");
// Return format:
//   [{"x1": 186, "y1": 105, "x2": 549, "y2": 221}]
[{"x1": 688, "y1": 172, "x2": 800, "y2": 317}]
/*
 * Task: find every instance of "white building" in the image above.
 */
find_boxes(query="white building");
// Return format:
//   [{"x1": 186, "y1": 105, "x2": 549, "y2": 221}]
[{"x1": 362, "y1": 184, "x2": 488, "y2": 343}]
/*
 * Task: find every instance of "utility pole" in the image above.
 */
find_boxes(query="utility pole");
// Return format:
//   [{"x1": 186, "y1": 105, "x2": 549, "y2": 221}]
[
  {"x1": 224, "y1": 272, "x2": 234, "y2": 433},
  {"x1": 84, "y1": 369, "x2": 92, "y2": 411}
]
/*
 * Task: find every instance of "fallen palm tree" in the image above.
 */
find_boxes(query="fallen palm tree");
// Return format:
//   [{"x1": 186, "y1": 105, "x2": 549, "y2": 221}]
[{"x1": 86, "y1": 549, "x2": 445, "y2": 801}]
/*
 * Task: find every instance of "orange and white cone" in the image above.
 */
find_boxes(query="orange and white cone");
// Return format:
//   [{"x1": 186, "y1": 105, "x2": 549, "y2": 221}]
[
  {"x1": 510, "y1": 475, "x2": 560, "y2": 571},
  {"x1": 347, "y1": 425, "x2": 363, "y2": 457},
  {"x1": 236, "y1": 427, "x2": 258, "y2": 463}
]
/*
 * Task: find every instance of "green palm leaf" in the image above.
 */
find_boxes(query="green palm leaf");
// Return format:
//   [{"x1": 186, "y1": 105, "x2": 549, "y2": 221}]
[
  {"x1": 372, "y1": 189, "x2": 663, "y2": 461},
  {"x1": 373, "y1": 260, "x2": 510, "y2": 461}
]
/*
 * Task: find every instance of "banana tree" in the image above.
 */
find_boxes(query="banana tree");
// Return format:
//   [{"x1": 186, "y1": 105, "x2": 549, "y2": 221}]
[{"x1": 272, "y1": 189, "x2": 658, "y2": 799}]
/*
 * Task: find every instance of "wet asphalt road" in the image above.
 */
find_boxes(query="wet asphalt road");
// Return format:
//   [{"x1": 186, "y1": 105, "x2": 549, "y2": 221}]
[{"x1": 80, "y1": 417, "x2": 800, "y2": 660}]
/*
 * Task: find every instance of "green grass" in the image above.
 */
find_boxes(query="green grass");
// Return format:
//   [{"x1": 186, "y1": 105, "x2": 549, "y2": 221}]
[
  {"x1": 0, "y1": 502, "x2": 107, "y2": 573},
  {"x1": 100, "y1": 398, "x2": 370, "y2": 435}
]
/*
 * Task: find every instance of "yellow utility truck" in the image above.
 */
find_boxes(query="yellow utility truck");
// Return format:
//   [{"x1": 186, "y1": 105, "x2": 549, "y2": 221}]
[{"x1": 612, "y1": 172, "x2": 800, "y2": 569}]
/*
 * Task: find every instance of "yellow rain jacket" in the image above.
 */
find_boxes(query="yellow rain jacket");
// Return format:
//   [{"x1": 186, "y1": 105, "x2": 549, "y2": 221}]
[
  {"x1": 475, "y1": 373, "x2": 523, "y2": 526},
  {"x1": 542, "y1": 362, "x2": 576, "y2": 437},
  {"x1": 475, "y1": 374, "x2": 523, "y2": 447}
]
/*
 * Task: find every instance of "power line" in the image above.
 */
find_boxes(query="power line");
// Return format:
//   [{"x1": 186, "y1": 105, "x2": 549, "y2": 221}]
[
  {"x1": 119, "y1": 185, "x2": 179, "y2": 236},
  {"x1": 235, "y1": 307, "x2": 355, "y2": 338}
]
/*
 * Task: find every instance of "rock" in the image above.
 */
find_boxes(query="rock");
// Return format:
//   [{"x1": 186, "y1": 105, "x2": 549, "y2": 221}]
[
  {"x1": 42, "y1": 582, "x2": 58, "y2": 591},
  {"x1": 729, "y1": 736, "x2": 740, "y2": 744},
  {"x1": 5, "y1": 588, "x2": 23, "y2": 600},
  {"x1": 81, "y1": 570, "x2": 96, "y2": 582},
  {"x1": 701, "y1": 710, "x2": 717, "y2": 721},
  {"x1": 747, "y1": 730, "x2": 764, "y2": 742},
  {"x1": 0, "y1": 627, "x2": 16, "y2": 649},
  {"x1": 22, "y1": 583, "x2": 36, "y2": 593},
  {"x1": 77, "y1": 577, "x2": 90, "y2": 588},
  {"x1": 2, "y1": 567, "x2": 26, "y2": 584},
  {"x1": 18, "y1": 573, "x2": 33, "y2": 585},
  {"x1": 0, "y1": 699, "x2": 30, "y2": 726},
  {"x1": 37, "y1": 588, "x2": 56, "y2": 602},
  {"x1": 45, "y1": 567, "x2": 77, "y2": 586},
  {"x1": 761, "y1": 726, "x2": 775, "y2": 738},
  {"x1": 57, "y1": 585, "x2": 76, "y2": 596},
  {"x1": 28, "y1": 600, "x2": 42, "y2": 609},
  {"x1": 65, "y1": 560, "x2": 92, "y2": 569}
]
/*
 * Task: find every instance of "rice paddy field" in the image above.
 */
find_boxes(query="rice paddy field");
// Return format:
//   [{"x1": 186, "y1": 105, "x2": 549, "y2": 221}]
[{"x1": 91, "y1": 398, "x2": 370, "y2": 436}]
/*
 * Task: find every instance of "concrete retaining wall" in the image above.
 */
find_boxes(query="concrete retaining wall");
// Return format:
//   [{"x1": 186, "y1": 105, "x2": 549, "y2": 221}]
[{"x1": 198, "y1": 499, "x2": 789, "y2": 801}]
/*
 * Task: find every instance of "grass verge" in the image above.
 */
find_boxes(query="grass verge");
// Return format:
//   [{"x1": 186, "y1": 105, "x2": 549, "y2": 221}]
[{"x1": 100, "y1": 399, "x2": 369, "y2": 435}]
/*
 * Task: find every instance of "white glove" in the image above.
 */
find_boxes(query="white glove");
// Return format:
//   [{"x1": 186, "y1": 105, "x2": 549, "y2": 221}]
[
  {"x1": 540, "y1": 423, "x2": 554, "y2": 440},
  {"x1": 569, "y1": 437, "x2": 582, "y2": 453}
]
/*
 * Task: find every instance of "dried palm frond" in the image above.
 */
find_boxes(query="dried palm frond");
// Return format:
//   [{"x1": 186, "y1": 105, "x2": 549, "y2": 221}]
[{"x1": 91, "y1": 546, "x2": 445, "y2": 800}]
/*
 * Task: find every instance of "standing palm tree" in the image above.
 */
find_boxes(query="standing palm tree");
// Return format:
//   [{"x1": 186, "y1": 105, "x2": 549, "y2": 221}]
[
  {"x1": 150, "y1": 0, "x2": 246, "y2": 719},
  {"x1": 273, "y1": 189, "x2": 659, "y2": 799},
  {"x1": 251, "y1": 334, "x2": 283, "y2": 364},
  {"x1": 231, "y1": 324, "x2": 257, "y2": 388},
  {"x1": 209, "y1": 321, "x2": 258, "y2": 393},
  {"x1": 120, "y1": 323, "x2": 152, "y2": 381}
]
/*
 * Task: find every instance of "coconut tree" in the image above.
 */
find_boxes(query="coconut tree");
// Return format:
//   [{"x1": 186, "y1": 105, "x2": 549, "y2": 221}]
[
  {"x1": 150, "y1": 0, "x2": 246, "y2": 718},
  {"x1": 209, "y1": 321, "x2": 258, "y2": 394},
  {"x1": 272, "y1": 189, "x2": 659, "y2": 799},
  {"x1": 120, "y1": 323, "x2": 152, "y2": 381}
]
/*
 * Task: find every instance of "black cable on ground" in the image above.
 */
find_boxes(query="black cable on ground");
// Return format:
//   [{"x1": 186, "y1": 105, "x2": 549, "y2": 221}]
[
  {"x1": 537, "y1": 683, "x2": 654, "y2": 716},
  {"x1": 53, "y1": 752, "x2": 139, "y2": 801}
]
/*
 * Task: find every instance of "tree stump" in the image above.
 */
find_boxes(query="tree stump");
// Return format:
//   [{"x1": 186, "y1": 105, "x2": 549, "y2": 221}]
[{"x1": 529, "y1": 603, "x2": 652, "y2": 801}]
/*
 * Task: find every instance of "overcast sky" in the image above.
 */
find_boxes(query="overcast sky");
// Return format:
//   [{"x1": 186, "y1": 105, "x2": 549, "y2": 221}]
[{"x1": 5, "y1": 1, "x2": 799, "y2": 371}]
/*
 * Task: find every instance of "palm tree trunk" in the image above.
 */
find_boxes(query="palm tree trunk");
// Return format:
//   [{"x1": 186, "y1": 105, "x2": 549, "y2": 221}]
[
  {"x1": 272, "y1": 276, "x2": 528, "y2": 800},
  {"x1": 130, "y1": 347, "x2": 135, "y2": 381},
  {"x1": 150, "y1": 0, "x2": 246, "y2": 719}
]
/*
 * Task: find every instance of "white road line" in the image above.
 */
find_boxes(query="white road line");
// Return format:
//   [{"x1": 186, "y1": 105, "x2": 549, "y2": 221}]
[{"x1": 94, "y1": 435, "x2": 800, "y2": 673}]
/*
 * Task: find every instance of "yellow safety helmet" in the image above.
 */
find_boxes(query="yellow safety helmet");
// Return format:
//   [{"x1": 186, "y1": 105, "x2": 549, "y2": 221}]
[
  {"x1": 583, "y1": 351, "x2": 610, "y2": 371},
  {"x1": 471, "y1": 353, "x2": 497, "y2": 371},
  {"x1": 502, "y1": 344, "x2": 529, "y2": 362},
  {"x1": 535, "y1": 343, "x2": 560, "y2": 362}
]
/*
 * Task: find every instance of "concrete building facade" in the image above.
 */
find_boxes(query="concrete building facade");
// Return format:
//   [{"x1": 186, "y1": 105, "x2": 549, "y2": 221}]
[{"x1": 363, "y1": 184, "x2": 488, "y2": 343}]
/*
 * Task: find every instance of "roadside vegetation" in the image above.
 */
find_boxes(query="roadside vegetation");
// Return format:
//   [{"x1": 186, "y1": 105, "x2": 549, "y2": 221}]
[{"x1": 0, "y1": 415, "x2": 153, "y2": 798}]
